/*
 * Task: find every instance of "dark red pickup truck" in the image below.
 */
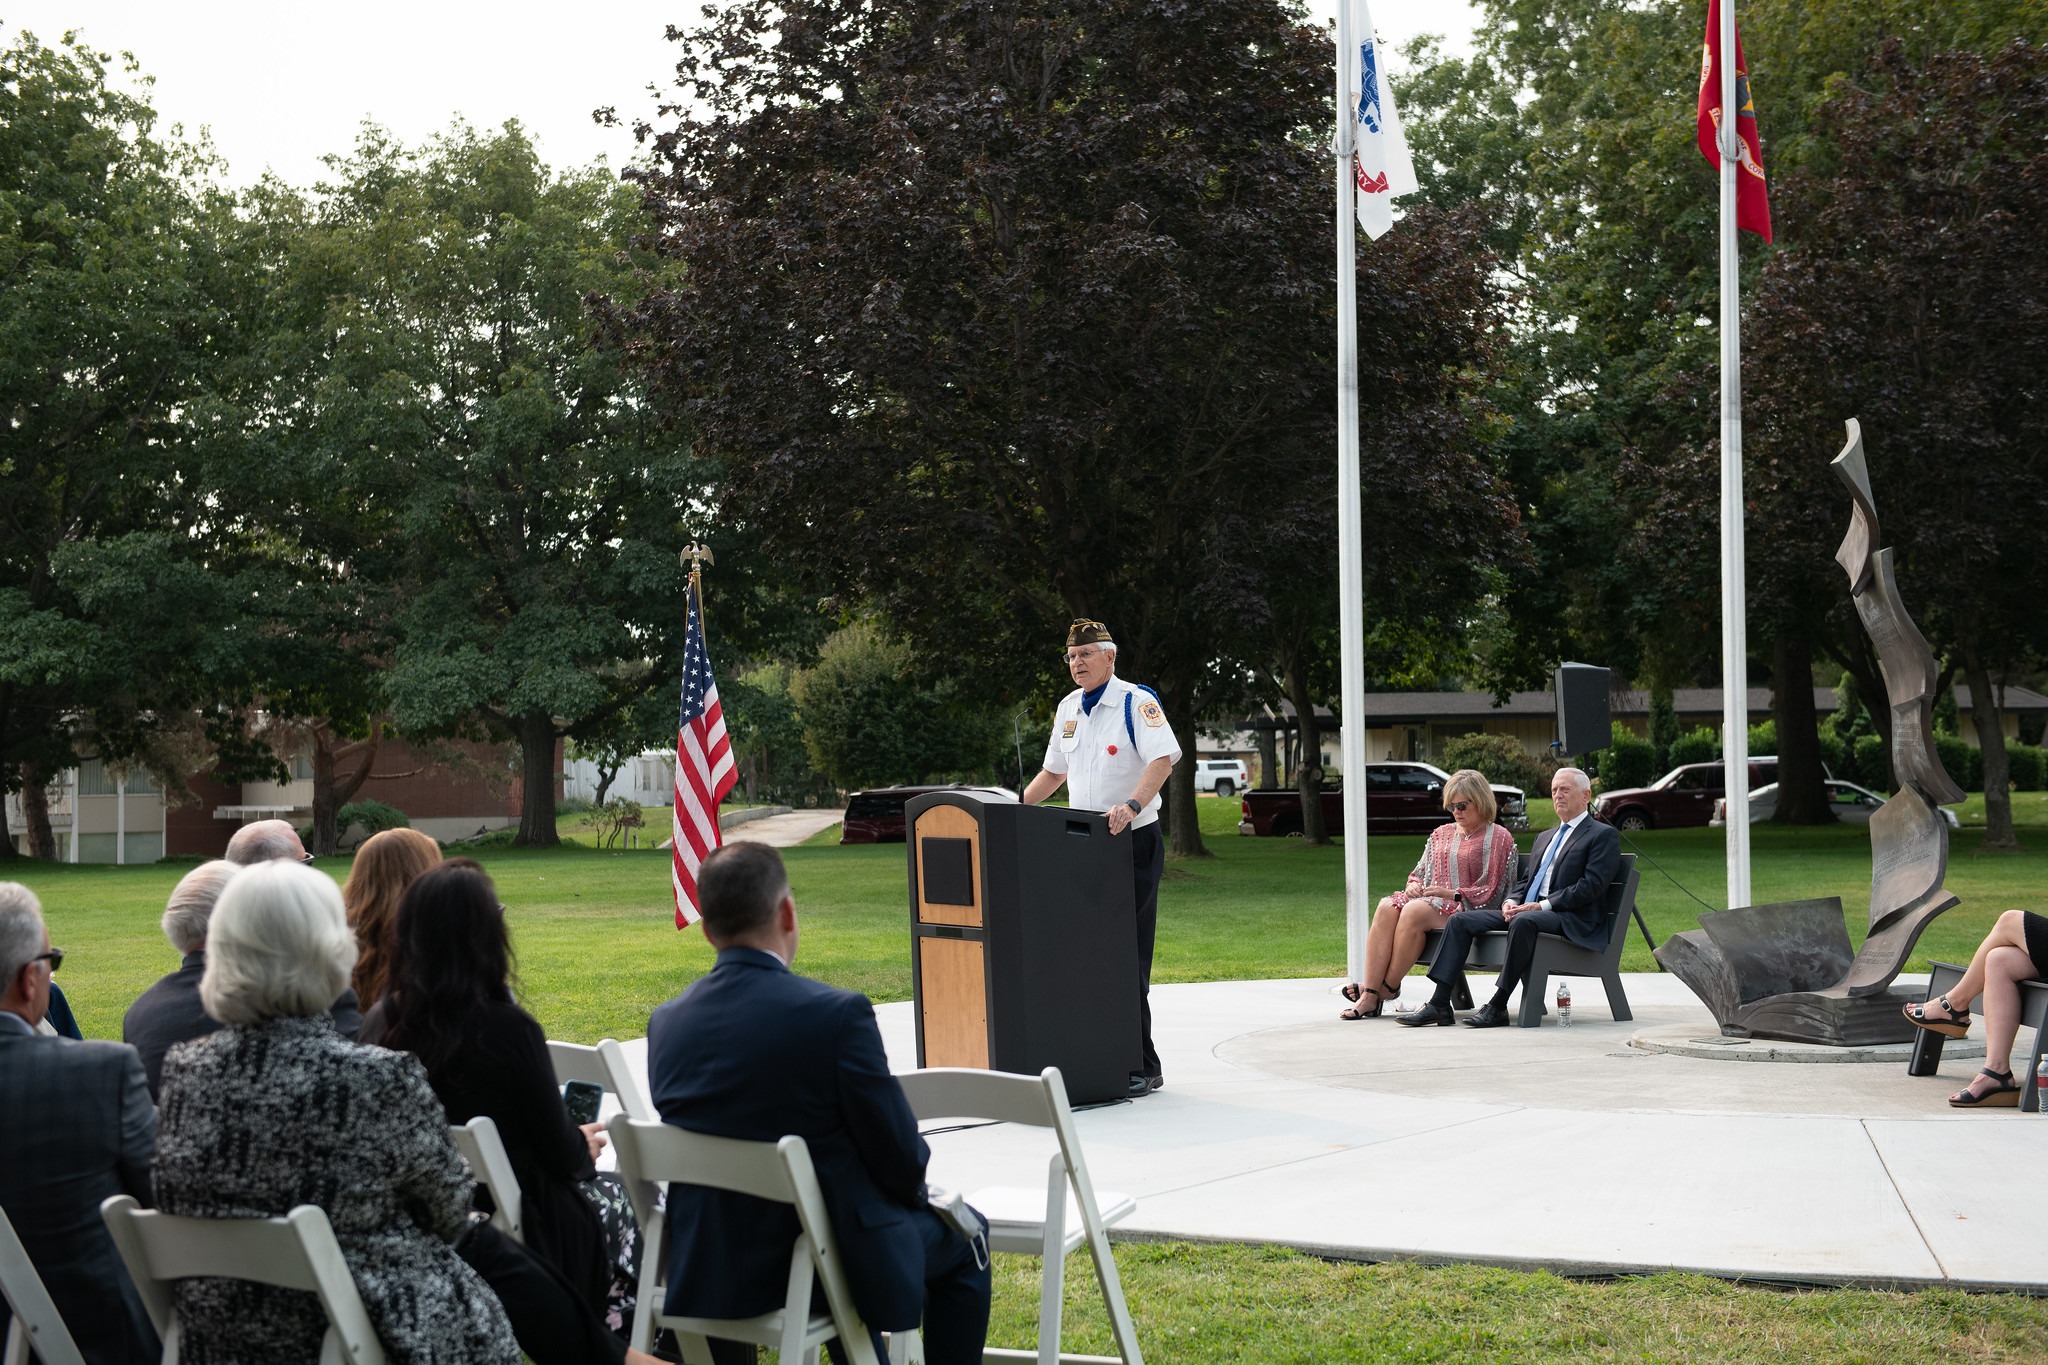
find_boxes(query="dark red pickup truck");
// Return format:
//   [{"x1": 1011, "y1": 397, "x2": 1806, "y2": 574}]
[
  {"x1": 1590, "y1": 758, "x2": 1779, "y2": 831},
  {"x1": 1238, "y1": 762, "x2": 1529, "y2": 837}
]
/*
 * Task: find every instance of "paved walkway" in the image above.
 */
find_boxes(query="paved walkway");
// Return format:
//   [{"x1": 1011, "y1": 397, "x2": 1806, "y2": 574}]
[
  {"x1": 721, "y1": 808, "x2": 845, "y2": 847},
  {"x1": 617, "y1": 973, "x2": 2047, "y2": 1291}
]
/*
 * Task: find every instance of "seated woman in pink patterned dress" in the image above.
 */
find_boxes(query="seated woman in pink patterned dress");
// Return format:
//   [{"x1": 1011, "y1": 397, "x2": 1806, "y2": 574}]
[{"x1": 1340, "y1": 769, "x2": 1517, "y2": 1019}]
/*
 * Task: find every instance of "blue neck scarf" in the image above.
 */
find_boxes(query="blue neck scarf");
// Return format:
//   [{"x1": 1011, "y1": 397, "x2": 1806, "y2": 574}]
[{"x1": 1080, "y1": 681, "x2": 1109, "y2": 716}]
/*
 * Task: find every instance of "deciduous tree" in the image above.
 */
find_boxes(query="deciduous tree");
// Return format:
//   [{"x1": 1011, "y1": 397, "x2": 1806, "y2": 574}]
[
  {"x1": 0, "y1": 29, "x2": 259, "y2": 855},
  {"x1": 1742, "y1": 39, "x2": 2048, "y2": 847},
  {"x1": 612, "y1": 0, "x2": 1521, "y2": 855},
  {"x1": 243, "y1": 122, "x2": 699, "y2": 846},
  {"x1": 1400, "y1": 0, "x2": 2044, "y2": 824}
]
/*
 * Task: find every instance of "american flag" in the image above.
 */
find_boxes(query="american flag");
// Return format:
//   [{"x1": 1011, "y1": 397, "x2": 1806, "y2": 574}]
[{"x1": 672, "y1": 578, "x2": 735, "y2": 927}]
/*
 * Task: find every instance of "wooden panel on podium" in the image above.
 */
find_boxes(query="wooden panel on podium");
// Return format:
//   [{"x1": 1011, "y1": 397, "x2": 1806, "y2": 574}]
[
  {"x1": 917, "y1": 937, "x2": 989, "y2": 1068},
  {"x1": 913, "y1": 805, "x2": 982, "y2": 927}
]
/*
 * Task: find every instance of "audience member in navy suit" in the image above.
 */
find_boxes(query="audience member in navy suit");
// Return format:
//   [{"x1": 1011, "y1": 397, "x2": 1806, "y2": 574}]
[
  {"x1": 125, "y1": 858, "x2": 361, "y2": 1100},
  {"x1": 648, "y1": 842, "x2": 991, "y2": 1365},
  {"x1": 0, "y1": 883, "x2": 159, "y2": 1365},
  {"x1": 44, "y1": 978, "x2": 81, "y2": 1038}
]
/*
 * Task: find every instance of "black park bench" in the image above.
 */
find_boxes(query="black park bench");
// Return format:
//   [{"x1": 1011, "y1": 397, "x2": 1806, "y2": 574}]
[{"x1": 1415, "y1": 853, "x2": 1644, "y2": 1028}]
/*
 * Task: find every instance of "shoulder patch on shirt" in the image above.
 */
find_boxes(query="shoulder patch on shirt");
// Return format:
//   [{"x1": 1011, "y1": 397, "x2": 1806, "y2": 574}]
[
  {"x1": 1139, "y1": 700, "x2": 1165, "y2": 727},
  {"x1": 1061, "y1": 718, "x2": 1078, "y2": 739}
]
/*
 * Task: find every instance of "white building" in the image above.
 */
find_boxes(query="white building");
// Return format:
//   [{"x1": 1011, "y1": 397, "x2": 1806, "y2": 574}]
[{"x1": 562, "y1": 750, "x2": 677, "y2": 808}]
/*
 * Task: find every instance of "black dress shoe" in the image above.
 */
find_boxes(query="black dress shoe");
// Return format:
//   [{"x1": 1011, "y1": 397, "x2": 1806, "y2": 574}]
[
  {"x1": 1463, "y1": 1001, "x2": 1511, "y2": 1028},
  {"x1": 1397, "y1": 1000, "x2": 1457, "y2": 1027},
  {"x1": 1127, "y1": 1073, "x2": 1155, "y2": 1098}
]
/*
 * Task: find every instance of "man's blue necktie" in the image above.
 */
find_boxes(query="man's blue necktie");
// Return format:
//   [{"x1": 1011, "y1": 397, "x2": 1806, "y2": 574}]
[{"x1": 1530, "y1": 819, "x2": 1574, "y2": 902}]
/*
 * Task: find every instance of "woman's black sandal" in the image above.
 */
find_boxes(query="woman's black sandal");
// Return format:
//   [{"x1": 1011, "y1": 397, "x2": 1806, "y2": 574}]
[
  {"x1": 1948, "y1": 1067, "x2": 2020, "y2": 1108},
  {"x1": 1903, "y1": 994, "x2": 1971, "y2": 1039},
  {"x1": 1340, "y1": 989, "x2": 1385, "y2": 1021},
  {"x1": 1341, "y1": 982, "x2": 1364, "y2": 1003}
]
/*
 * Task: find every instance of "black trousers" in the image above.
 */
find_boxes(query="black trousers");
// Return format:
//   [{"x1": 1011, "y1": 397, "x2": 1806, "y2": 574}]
[
  {"x1": 1426, "y1": 907, "x2": 1571, "y2": 1004},
  {"x1": 457, "y1": 1219, "x2": 627, "y2": 1365},
  {"x1": 707, "y1": 1204, "x2": 992, "y2": 1365},
  {"x1": 1130, "y1": 822, "x2": 1164, "y2": 1078}
]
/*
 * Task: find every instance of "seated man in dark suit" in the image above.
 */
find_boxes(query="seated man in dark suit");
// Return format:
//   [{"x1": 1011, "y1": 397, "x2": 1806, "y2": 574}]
[
  {"x1": 0, "y1": 883, "x2": 160, "y2": 1365},
  {"x1": 648, "y1": 842, "x2": 991, "y2": 1365},
  {"x1": 41, "y1": 979, "x2": 81, "y2": 1038},
  {"x1": 1401, "y1": 767, "x2": 1622, "y2": 1029},
  {"x1": 124, "y1": 859, "x2": 360, "y2": 1099}
]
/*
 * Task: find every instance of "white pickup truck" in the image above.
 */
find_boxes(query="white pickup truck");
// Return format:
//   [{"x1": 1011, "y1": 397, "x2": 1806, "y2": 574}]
[{"x1": 1192, "y1": 758, "x2": 1249, "y2": 797}]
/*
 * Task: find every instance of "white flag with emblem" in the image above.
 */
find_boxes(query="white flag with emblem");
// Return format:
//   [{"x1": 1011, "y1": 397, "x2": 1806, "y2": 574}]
[{"x1": 1350, "y1": 0, "x2": 1418, "y2": 240}]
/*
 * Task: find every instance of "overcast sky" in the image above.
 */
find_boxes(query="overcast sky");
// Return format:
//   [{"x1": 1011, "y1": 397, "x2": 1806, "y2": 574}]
[{"x1": 4, "y1": 0, "x2": 1481, "y2": 187}]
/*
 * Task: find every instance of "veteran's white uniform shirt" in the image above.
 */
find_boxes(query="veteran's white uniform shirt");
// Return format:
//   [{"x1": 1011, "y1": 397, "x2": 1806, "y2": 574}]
[{"x1": 1042, "y1": 676, "x2": 1182, "y2": 830}]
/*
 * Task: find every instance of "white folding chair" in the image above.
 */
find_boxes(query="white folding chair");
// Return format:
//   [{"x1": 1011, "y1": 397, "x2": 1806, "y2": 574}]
[
  {"x1": 607, "y1": 1117, "x2": 882, "y2": 1365},
  {"x1": 894, "y1": 1067, "x2": 1142, "y2": 1365},
  {"x1": 548, "y1": 1038, "x2": 657, "y2": 1122},
  {"x1": 449, "y1": 1116, "x2": 524, "y2": 1245},
  {"x1": 98, "y1": 1194, "x2": 387, "y2": 1365},
  {"x1": 1, "y1": 1202, "x2": 87, "y2": 1365}
]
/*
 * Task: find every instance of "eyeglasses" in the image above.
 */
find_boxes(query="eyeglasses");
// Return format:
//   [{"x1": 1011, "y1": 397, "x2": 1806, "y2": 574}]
[
  {"x1": 1064, "y1": 648, "x2": 1102, "y2": 664},
  {"x1": 298, "y1": 853, "x2": 317, "y2": 865},
  {"x1": 1448, "y1": 801, "x2": 1472, "y2": 813},
  {"x1": 30, "y1": 948, "x2": 63, "y2": 973}
]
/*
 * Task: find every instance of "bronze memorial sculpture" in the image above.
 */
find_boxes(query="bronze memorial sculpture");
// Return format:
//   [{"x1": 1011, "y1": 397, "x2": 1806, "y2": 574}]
[{"x1": 1655, "y1": 418, "x2": 1965, "y2": 1046}]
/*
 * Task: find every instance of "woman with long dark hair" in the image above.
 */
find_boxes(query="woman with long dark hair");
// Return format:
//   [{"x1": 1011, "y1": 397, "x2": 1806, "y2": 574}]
[{"x1": 361, "y1": 860, "x2": 641, "y2": 1340}]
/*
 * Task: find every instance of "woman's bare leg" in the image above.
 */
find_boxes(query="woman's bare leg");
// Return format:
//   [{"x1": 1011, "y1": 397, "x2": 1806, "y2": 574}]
[
  {"x1": 1941, "y1": 909, "x2": 2032, "y2": 1012},
  {"x1": 1953, "y1": 945, "x2": 2038, "y2": 1100},
  {"x1": 1981, "y1": 945, "x2": 2035, "y2": 1073},
  {"x1": 1349, "y1": 897, "x2": 1401, "y2": 1007},
  {"x1": 1384, "y1": 901, "x2": 1447, "y2": 1000}
]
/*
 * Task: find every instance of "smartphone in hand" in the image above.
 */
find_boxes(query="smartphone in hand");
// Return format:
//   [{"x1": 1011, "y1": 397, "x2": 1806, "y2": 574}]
[{"x1": 562, "y1": 1080, "x2": 604, "y2": 1127}]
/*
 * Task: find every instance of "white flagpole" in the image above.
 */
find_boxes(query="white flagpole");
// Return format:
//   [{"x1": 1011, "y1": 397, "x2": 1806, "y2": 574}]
[
  {"x1": 1334, "y1": 5, "x2": 1371, "y2": 984},
  {"x1": 1717, "y1": 0, "x2": 1752, "y2": 909}
]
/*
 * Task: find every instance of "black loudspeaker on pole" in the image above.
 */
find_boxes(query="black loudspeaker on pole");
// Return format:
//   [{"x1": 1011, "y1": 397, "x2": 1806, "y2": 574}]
[{"x1": 1554, "y1": 663, "x2": 1613, "y2": 756}]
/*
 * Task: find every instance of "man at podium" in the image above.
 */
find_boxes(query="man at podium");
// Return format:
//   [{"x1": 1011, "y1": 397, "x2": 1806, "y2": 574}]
[{"x1": 1021, "y1": 619, "x2": 1182, "y2": 1099}]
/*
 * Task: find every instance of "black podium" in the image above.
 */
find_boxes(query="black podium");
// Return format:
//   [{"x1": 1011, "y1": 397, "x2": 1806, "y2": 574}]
[{"x1": 905, "y1": 791, "x2": 1142, "y2": 1105}]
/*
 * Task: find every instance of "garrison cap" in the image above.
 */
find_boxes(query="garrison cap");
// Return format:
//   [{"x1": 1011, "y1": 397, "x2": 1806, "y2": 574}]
[{"x1": 1065, "y1": 618, "x2": 1113, "y2": 649}]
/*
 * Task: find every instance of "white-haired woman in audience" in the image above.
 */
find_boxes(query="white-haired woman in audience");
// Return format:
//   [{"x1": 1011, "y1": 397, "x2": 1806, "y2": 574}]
[
  {"x1": 152, "y1": 859, "x2": 521, "y2": 1363},
  {"x1": 1904, "y1": 908, "x2": 2048, "y2": 1106},
  {"x1": 1340, "y1": 768, "x2": 1518, "y2": 1018}
]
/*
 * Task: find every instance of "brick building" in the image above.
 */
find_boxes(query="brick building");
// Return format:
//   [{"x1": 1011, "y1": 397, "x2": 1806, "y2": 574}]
[{"x1": 5, "y1": 735, "x2": 561, "y2": 863}]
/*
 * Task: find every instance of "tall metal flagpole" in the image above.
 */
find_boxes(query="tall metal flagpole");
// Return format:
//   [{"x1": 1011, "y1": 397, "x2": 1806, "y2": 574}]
[
  {"x1": 1334, "y1": 5, "x2": 1371, "y2": 984},
  {"x1": 1717, "y1": 0, "x2": 1752, "y2": 909}
]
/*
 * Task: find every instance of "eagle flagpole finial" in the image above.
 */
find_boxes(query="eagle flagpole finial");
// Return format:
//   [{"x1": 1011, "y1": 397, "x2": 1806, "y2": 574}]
[{"x1": 680, "y1": 543, "x2": 715, "y2": 588}]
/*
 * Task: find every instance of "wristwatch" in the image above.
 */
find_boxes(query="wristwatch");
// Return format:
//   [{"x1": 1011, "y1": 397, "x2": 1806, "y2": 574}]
[{"x1": 1124, "y1": 798, "x2": 1143, "y2": 814}]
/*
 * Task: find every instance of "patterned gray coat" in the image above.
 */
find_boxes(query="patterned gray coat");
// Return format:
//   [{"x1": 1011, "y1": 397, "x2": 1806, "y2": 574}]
[{"x1": 154, "y1": 1014, "x2": 518, "y2": 1364}]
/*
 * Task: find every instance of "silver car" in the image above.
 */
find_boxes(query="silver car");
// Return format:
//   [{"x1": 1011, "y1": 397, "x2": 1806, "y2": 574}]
[{"x1": 1711, "y1": 779, "x2": 1961, "y2": 829}]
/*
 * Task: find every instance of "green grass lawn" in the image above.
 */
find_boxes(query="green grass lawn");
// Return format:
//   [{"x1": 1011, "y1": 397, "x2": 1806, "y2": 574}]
[
  {"x1": 16, "y1": 791, "x2": 2048, "y2": 1044},
  {"x1": 991, "y1": 1246, "x2": 2048, "y2": 1363}
]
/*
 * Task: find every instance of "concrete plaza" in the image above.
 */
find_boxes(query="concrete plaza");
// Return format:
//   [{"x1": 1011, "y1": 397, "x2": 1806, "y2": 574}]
[
  {"x1": 615, "y1": 972, "x2": 2043, "y2": 1291},
  {"x1": 884, "y1": 974, "x2": 2046, "y2": 1292}
]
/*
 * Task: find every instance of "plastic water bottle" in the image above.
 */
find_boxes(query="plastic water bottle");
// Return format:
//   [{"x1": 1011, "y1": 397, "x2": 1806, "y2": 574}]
[
  {"x1": 2035, "y1": 1056, "x2": 2047, "y2": 1113},
  {"x1": 1556, "y1": 981, "x2": 1572, "y2": 1027}
]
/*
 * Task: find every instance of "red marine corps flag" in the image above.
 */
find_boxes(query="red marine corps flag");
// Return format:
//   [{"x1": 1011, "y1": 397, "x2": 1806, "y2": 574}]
[
  {"x1": 1697, "y1": 0, "x2": 1772, "y2": 241},
  {"x1": 671, "y1": 562, "x2": 735, "y2": 928}
]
